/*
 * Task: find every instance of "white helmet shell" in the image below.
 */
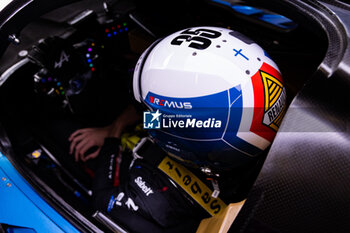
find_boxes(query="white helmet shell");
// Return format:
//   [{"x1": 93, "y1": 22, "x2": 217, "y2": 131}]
[{"x1": 133, "y1": 26, "x2": 286, "y2": 170}]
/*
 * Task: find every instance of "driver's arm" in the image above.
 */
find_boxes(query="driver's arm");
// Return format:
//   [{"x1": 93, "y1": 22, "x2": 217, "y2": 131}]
[{"x1": 68, "y1": 104, "x2": 141, "y2": 162}]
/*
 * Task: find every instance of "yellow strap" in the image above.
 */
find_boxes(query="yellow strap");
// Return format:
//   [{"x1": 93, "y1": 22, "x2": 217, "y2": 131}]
[
  {"x1": 158, "y1": 156, "x2": 227, "y2": 216},
  {"x1": 121, "y1": 133, "x2": 141, "y2": 151},
  {"x1": 120, "y1": 124, "x2": 143, "y2": 151}
]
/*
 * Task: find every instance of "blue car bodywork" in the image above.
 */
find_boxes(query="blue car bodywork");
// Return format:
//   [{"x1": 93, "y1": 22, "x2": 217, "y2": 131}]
[{"x1": 0, "y1": 152, "x2": 79, "y2": 233}]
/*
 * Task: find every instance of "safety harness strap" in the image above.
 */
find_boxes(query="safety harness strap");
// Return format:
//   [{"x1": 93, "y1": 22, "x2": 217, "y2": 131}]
[
  {"x1": 127, "y1": 136, "x2": 227, "y2": 216},
  {"x1": 158, "y1": 156, "x2": 227, "y2": 216}
]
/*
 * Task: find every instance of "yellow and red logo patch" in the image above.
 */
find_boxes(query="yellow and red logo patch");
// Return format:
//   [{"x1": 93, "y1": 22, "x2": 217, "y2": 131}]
[{"x1": 250, "y1": 63, "x2": 286, "y2": 142}]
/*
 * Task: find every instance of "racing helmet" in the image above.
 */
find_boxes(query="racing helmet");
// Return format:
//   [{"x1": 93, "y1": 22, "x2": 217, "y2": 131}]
[{"x1": 133, "y1": 26, "x2": 286, "y2": 171}]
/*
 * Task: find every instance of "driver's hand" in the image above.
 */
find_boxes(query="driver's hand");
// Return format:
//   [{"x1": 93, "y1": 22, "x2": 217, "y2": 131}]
[
  {"x1": 69, "y1": 104, "x2": 141, "y2": 162},
  {"x1": 68, "y1": 127, "x2": 110, "y2": 162}
]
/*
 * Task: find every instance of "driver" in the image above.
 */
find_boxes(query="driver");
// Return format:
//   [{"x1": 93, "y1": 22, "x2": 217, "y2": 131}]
[{"x1": 69, "y1": 26, "x2": 287, "y2": 232}]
